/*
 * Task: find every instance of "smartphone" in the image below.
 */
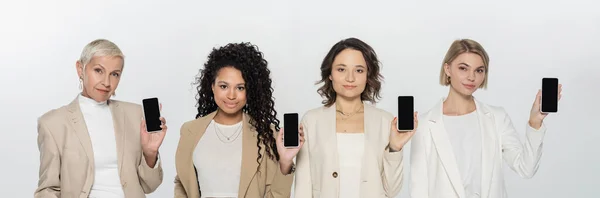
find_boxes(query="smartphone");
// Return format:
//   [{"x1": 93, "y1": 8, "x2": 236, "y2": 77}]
[
  {"x1": 397, "y1": 96, "x2": 414, "y2": 131},
  {"x1": 142, "y1": 97, "x2": 162, "y2": 132},
  {"x1": 541, "y1": 78, "x2": 559, "y2": 113},
  {"x1": 283, "y1": 113, "x2": 299, "y2": 147}
]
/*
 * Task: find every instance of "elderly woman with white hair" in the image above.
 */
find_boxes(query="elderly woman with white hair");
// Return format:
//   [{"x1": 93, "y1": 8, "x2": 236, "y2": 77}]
[{"x1": 35, "y1": 39, "x2": 167, "y2": 198}]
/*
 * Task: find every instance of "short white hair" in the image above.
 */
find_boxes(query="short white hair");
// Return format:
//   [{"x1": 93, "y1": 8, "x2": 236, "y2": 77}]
[{"x1": 79, "y1": 39, "x2": 125, "y2": 69}]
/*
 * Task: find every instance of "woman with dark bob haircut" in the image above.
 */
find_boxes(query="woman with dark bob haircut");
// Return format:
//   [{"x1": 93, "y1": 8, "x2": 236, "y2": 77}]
[
  {"x1": 277, "y1": 37, "x2": 417, "y2": 197},
  {"x1": 174, "y1": 42, "x2": 292, "y2": 198}
]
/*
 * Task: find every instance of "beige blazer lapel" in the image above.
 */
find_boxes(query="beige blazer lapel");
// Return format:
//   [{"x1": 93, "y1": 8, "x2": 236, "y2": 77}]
[
  {"x1": 360, "y1": 103, "x2": 377, "y2": 180},
  {"x1": 309, "y1": 104, "x2": 339, "y2": 197},
  {"x1": 362, "y1": 102, "x2": 375, "y2": 146},
  {"x1": 323, "y1": 103, "x2": 339, "y2": 168},
  {"x1": 237, "y1": 113, "x2": 261, "y2": 197},
  {"x1": 179, "y1": 111, "x2": 271, "y2": 197},
  {"x1": 108, "y1": 100, "x2": 126, "y2": 176},
  {"x1": 177, "y1": 111, "x2": 216, "y2": 197},
  {"x1": 324, "y1": 104, "x2": 338, "y2": 144},
  {"x1": 428, "y1": 99, "x2": 466, "y2": 197},
  {"x1": 66, "y1": 98, "x2": 95, "y2": 170},
  {"x1": 474, "y1": 99, "x2": 498, "y2": 198}
]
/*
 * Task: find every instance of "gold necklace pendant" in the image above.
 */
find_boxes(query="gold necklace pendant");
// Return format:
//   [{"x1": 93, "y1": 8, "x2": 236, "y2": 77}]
[{"x1": 336, "y1": 103, "x2": 364, "y2": 121}]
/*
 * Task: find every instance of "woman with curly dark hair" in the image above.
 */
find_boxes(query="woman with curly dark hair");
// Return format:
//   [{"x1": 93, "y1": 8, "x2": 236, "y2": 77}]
[{"x1": 173, "y1": 42, "x2": 292, "y2": 198}]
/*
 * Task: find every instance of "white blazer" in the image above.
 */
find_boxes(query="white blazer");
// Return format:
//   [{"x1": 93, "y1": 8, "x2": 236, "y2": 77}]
[
  {"x1": 409, "y1": 98, "x2": 547, "y2": 198},
  {"x1": 294, "y1": 102, "x2": 404, "y2": 198}
]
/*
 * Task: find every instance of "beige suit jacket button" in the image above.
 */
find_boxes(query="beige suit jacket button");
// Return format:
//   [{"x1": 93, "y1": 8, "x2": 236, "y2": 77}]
[{"x1": 332, "y1": 172, "x2": 338, "y2": 178}]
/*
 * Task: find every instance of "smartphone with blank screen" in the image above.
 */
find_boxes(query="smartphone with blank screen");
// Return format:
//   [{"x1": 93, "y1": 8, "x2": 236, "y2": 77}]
[
  {"x1": 283, "y1": 113, "x2": 299, "y2": 147},
  {"x1": 397, "y1": 96, "x2": 414, "y2": 131},
  {"x1": 541, "y1": 78, "x2": 559, "y2": 113},
  {"x1": 142, "y1": 97, "x2": 162, "y2": 132}
]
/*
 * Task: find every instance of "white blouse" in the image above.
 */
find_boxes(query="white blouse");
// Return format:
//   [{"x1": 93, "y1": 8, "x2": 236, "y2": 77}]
[
  {"x1": 336, "y1": 132, "x2": 364, "y2": 198},
  {"x1": 194, "y1": 120, "x2": 243, "y2": 198},
  {"x1": 443, "y1": 111, "x2": 482, "y2": 198},
  {"x1": 78, "y1": 94, "x2": 124, "y2": 198}
]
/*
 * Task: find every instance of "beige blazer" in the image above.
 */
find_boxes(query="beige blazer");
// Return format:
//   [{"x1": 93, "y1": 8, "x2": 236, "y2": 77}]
[
  {"x1": 173, "y1": 111, "x2": 293, "y2": 198},
  {"x1": 294, "y1": 102, "x2": 405, "y2": 198},
  {"x1": 410, "y1": 98, "x2": 547, "y2": 198},
  {"x1": 35, "y1": 97, "x2": 164, "y2": 198}
]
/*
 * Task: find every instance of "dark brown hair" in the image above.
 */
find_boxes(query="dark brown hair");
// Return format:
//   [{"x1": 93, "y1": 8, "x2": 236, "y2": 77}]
[{"x1": 317, "y1": 37, "x2": 383, "y2": 107}]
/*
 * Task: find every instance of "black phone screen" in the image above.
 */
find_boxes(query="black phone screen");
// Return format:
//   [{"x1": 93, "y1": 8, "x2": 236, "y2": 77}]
[
  {"x1": 397, "y1": 96, "x2": 414, "y2": 131},
  {"x1": 541, "y1": 78, "x2": 558, "y2": 113},
  {"x1": 283, "y1": 113, "x2": 299, "y2": 147},
  {"x1": 142, "y1": 98, "x2": 162, "y2": 132}
]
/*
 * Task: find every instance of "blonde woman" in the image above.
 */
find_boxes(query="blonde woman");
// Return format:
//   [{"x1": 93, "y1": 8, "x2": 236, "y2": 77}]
[
  {"x1": 35, "y1": 39, "x2": 166, "y2": 198},
  {"x1": 409, "y1": 39, "x2": 562, "y2": 198}
]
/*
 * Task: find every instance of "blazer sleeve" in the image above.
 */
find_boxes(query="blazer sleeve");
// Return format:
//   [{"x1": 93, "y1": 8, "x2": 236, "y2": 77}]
[
  {"x1": 382, "y1": 148, "x2": 404, "y2": 197},
  {"x1": 381, "y1": 114, "x2": 404, "y2": 197},
  {"x1": 294, "y1": 116, "x2": 313, "y2": 198},
  {"x1": 34, "y1": 120, "x2": 61, "y2": 198},
  {"x1": 409, "y1": 121, "x2": 429, "y2": 198},
  {"x1": 137, "y1": 151, "x2": 164, "y2": 193},
  {"x1": 132, "y1": 103, "x2": 164, "y2": 193},
  {"x1": 265, "y1": 130, "x2": 293, "y2": 198},
  {"x1": 499, "y1": 107, "x2": 547, "y2": 179}
]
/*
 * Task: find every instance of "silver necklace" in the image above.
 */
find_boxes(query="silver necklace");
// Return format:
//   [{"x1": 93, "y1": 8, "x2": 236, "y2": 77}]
[{"x1": 214, "y1": 122, "x2": 243, "y2": 143}]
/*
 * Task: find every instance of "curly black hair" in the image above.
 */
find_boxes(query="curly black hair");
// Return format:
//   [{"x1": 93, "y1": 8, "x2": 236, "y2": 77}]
[{"x1": 193, "y1": 42, "x2": 281, "y2": 163}]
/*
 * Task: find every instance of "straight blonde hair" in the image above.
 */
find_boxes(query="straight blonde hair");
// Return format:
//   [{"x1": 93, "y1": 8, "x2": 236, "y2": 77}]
[{"x1": 439, "y1": 39, "x2": 490, "y2": 89}]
